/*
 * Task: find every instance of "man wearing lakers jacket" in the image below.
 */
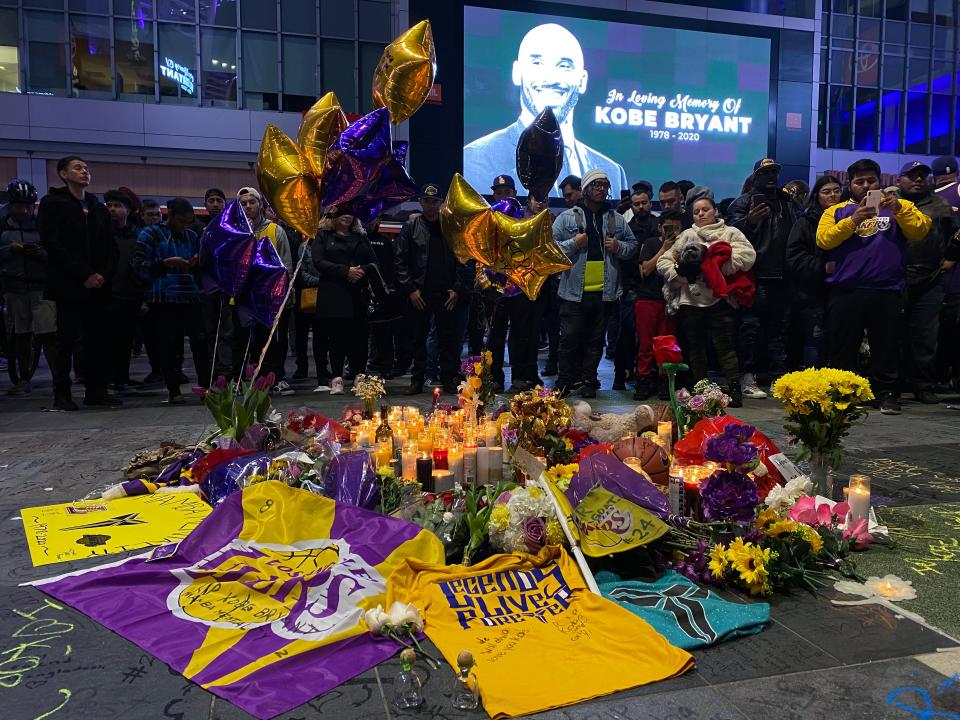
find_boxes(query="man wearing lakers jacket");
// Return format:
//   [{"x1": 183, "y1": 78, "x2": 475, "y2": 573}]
[{"x1": 817, "y1": 158, "x2": 932, "y2": 416}]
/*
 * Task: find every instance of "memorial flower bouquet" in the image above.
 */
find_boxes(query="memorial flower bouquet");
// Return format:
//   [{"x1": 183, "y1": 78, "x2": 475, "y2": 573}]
[
  {"x1": 352, "y1": 374, "x2": 386, "y2": 417},
  {"x1": 675, "y1": 379, "x2": 731, "y2": 436},
  {"x1": 487, "y1": 485, "x2": 564, "y2": 555},
  {"x1": 506, "y1": 387, "x2": 574, "y2": 466},
  {"x1": 199, "y1": 366, "x2": 275, "y2": 448},
  {"x1": 364, "y1": 602, "x2": 440, "y2": 669},
  {"x1": 462, "y1": 480, "x2": 515, "y2": 565},
  {"x1": 458, "y1": 352, "x2": 496, "y2": 411}
]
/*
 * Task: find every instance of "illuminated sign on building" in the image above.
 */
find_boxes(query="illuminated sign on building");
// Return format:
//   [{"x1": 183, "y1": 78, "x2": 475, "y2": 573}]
[{"x1": 161, "y1": 57, "x2": 195, "y2": 95}]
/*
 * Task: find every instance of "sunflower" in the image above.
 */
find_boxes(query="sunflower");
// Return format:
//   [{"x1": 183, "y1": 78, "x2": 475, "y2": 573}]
[
  {"x1": 728, "y1": 539, "x2": 772, "y2": 588},
  {"x1": 708, "y1": 544, "x2": 730, "y2": 579},
  {"x1": 764, "y1": 519, "x2": 799, "y2": 539},
  {"x1": 800, "y1": 524, "x2": 823, "y2": 553},
  {"x1": 755, "y1": 508, "x2": 778, "y2": 531}
]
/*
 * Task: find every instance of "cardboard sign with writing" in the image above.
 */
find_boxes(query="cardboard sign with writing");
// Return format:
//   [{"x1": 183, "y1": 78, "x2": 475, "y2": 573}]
[
  {"x1": 511, "y1": 446, "x2": 547, "y2": 483},
  {"x1": 768, "y1": 453, "x2": 803, "y2": 481},
  {"x1": 21, "y1": 493, "x2": 211, "y2": 566}
]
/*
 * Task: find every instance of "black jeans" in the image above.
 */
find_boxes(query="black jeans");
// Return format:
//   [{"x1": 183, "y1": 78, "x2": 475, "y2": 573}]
[
  {"x1": 903, "y1": 282, "x2": 945, "y2": 393},
  {"x1": 154, "y1": 303, "x2": 211, "y2": 395},
  {"x1": 937, "y1": 291, "x2": 960, "y2": 385},
  {"x1": 110, "y1": 297, "x2": 142, "y2": 385},
  {"x1": 542, "y1": 275, "x2": 561, "y2": 367},
  {"x1": 825, "y1": 287, "x2": 904, "y2": 395},
  {"x1": 490, "y1": 294, "x2": 545, "y2": 385},
  {"x1": 53, "y1": 300, "x2": 111, "y2": 400},
  {"x1": 201, "y1": 292, "x2": 233, "y2": 378},
  {"x1": 738, "y1": 281, "x2": 790, "y2": 382},
  {"x1": 325, "y1": 316, "x2": 368, "y2": 379},
  {"x1": 614, "y1": 292, "x2": 638, "y2": 377},
  {"x1": 369, "y1": 317, "x2": 406, "y2": 373},
  {"x1": 678, "y1": 302, "x2": 740, "y2": 386},
  {"x1": 558, "y1": 293, "x2": 610, "y2": 389},
  {"x1": 410, "y1": 294, "x2": 461, "y2": 386},
  {"x1": 232, "y1": 308, "x2": 290, "y2": 382}
]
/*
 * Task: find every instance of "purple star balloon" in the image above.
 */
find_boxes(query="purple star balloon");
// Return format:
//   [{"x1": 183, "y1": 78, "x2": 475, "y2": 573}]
[
  {"x1": 236, "y1": 236, "x2": 290, "y2": 328},
  {"x1": 350, "y1": 140, "x2": 418, "y2": 224},
  {"x1": 322, "y1": 107, "x2": 393, "y2": 208},
  {"x1": 199, "y1": 200, "x2": 256, "y2": 299},
  {"x1": 491, "y1": 196, "x2": 524, "y2": 220},
  {"x1": 516, "y1": 106, "x2": 564, "y2": 202}
]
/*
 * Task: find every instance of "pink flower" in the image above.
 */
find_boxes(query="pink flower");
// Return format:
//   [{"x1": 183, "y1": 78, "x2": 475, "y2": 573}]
[
  {"x1": 212, "y1": 375, "x2": 229, "y2": 392},
  {"x1": 788, "y1": 496, "x2": 849, "y2": 527},
  {"x1": 244, "y1": 364, "x2": 257, "y2": 381},
  {"x1": 843, "y1": 518, "x2": 874, "y2": 550},
  {"x1": 191, "y1": 386, "x2": 207, "y2": 397}
]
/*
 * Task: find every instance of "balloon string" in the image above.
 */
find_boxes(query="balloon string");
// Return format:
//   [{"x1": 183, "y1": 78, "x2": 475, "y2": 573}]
[
  {"x1": 208, "y1": 295, "x2": 223, "y2": 389},
  {"x1": 251, "y1": 241, "x2": 309, "y2": 381},
  {"x1": 234, "y1": 332, "x2": 253, "y2": 394}
]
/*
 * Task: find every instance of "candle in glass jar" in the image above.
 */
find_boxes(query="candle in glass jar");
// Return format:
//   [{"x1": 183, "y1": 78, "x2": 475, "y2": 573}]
[
  {"x1": 373, "y1": 441, "x2": 393, "y2": 469},
  {"x1": 483, "y1": 421, "x2": 498, "y2": 447},
  {"x1": 486, "y1": 446, "x2": 503, "y2": 483},
  {"x1": 449, "y1": 444, "x2": 464, "y2": 485},
  {"x1": 432, "y1": 469, "x2": 454, "y2": 492},
  {"x1": 657, "y1": 421, "x2": 673, "y2": 452},
  {"x1": 417, "y1": 429, "x2": 433, "y2": 453},
  {"x1": 463, "y1": 443, "x2": 477, "y2": 486},
  {"x1": 432, "y1": 447, "x2": 449, "y2": 470},
  {"x1": 401, "y1": 442, "x2": 417, "y2": 481},
  {"x1": 416, "y1": 454, "x2": 433, "y2": 490},
  {"x1": 668, "y1": 462, "x2": 685, "y2": 515},
  {"x1": 476, "y1": 447, "x2": 490, "y2": 486},
  {"x1": 847, "y1": 474, "x2": 871, "y2": 522},
  {"x1": 682, "y1": 468, "x2": 703, "y2": 521}
]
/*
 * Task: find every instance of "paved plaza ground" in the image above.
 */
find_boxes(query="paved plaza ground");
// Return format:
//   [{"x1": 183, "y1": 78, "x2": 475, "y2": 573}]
[{"x1": 1, "y1": 356, "x2": 959, "y2": 720}]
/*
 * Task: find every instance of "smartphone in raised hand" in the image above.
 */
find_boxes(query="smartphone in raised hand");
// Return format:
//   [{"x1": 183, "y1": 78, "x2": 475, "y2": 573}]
[{"x1": 865, "y1": 190, "x2": 883, "y2": 211}]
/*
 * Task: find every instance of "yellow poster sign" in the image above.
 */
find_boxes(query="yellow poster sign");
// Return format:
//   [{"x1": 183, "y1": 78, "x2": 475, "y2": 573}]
[
  {"x1": 21, "y1": 492, "x2": 211, "y2": 567},
  {"x1": 574, "y1": 486, "x2": 669, "y2": 557}
]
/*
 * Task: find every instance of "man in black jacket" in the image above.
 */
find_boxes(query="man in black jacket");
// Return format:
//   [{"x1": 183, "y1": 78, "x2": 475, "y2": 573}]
[
  {"x1": 726, "y1": 158, "x2": 801, "y2": 399},
  {"x1": 395, "y1": 183, "x2": 466, "y2": 395},
  {"x1": 38, "y1": 156, "x2": 119, "y2": 410},
  {"x1": 104, "y1": 189, "x2": 142, "y2": 393}
]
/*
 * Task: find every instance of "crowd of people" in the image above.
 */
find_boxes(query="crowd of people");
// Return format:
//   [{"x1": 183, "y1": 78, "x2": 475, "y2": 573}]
[{"x1": 1, "y1": 152, "x2": 959, "y2": 416}]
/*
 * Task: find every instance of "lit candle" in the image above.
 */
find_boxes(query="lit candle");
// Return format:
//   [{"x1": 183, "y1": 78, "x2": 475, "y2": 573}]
[
  {"x1": 374, "y1": 441, "x2": 393, "y2": 470},
  {"x1": 432, "y1": 469, "x2": 455, "y2": 492},
  {"x1": 657, "y1": 421, "x2": 673, "y2": 453},
  {"x1": 401, "y1": 442, "x2": 417, "y2": 482},
  {"x1": 476, "y1": 447, "x2": 490, "y2": 486},
  {"x1": 668, "y1": 462, "x2": 685, "y2": 515},
  {"x1": 433, "y1": 446, "x2": 449, "y2": 470},
  {"x1": 416, "y1": 453, "x2": 433, "y2": 490},
  {"x1": 483, "y1": 421, "x2": 498, "y2": 447},
  {"x1": 417, "y1": 428, "x2": 433, "y2": 453},
  {"x1": 847, "y1": 474, "x2": 871, "y2": 523},
  {"x1": 682, "y1": 467, "x2": 703, "y2": 521},
  {"x1": 486, "y1": 446, "x2": 503, "y2": 483},
  {"x1": 463, "y1": 442, "x2": 477, "y2": 486},
  {"x1": 349, "y1": 427, "x2": 360, "y2": 448},
  {"x1": 449, "y1": 444, "x2": 464, "y2": 485}
]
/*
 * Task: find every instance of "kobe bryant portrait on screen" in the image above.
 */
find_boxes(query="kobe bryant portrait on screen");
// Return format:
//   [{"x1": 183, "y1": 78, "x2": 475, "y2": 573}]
[{"x1": 463, "y1": 23, "x2": 628, "y2": 199}]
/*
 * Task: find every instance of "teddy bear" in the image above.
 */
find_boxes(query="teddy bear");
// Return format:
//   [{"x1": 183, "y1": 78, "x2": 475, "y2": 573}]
[{"x1": 569, "y1": 401, "x2": 665, "y2": 445}]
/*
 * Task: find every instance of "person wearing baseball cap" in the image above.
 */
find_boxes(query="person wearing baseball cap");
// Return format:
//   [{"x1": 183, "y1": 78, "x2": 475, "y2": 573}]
[
  {"x1": 897, "y1": 159, "x2": 959, "y2": 404},
  {"x1": 725, "y1": 157, "x2": 802, "y2": 401},
  {"x1": 396, "y1": 182, "x2": 469, "y2": 395},
  {"x1": 490, "y1": 175, "x2": 516, "y2": 203},
  {"x1": 552, "y1": 167, "x2": 638, "y2": 398},
  {"x1": 931, "y1": 156, "x2": 960, "y2": 216}
]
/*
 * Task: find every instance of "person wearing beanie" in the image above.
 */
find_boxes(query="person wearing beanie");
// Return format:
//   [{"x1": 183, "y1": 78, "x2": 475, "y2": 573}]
[
  {"x1": 552, "y1": 168, "x2": 637, "y2": 398},
  {"x1": 104, "y1": 189, "x2": 143, "y2": 393},
  {"x1": 896, "y1": 160, "x2": 959, "y2": 404},
  {"x1": 816, "y1": 158, "x2": 932, "y2": 415},
  {"x1": 725, "y1": 158, "x2": 801, "y2": 401}
]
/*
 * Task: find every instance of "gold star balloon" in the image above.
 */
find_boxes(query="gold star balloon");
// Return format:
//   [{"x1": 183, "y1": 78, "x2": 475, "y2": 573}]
[
  {"x1": 494, "y1": 209, "x2": 571, "y2": 300},
  {"x1": 440, "y1": 173, "x2": 497, "y2": 266},
  {"x1": 256, "y1": 124, "x2": 320, "y2": 238},
  {"x1": 372, "y1": 20, "x2": 436, "y2": 125},
  {"x1": 296, "y1": 91, "x2": 348, "y2": 181}
]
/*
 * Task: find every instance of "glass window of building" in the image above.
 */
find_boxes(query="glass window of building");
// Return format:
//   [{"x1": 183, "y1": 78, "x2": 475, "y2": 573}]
[
  {"x1": 115, "y1": 1, "x2": 155, "y2": 18},
  {"x1": 854, "y1": 87, "x2": 879, "y2": 151},
  {"x1": 886, "y1": 0, "x2": 908, "y2": 20},
  {"x1": 25, "y1": 10, "x2": 68, "y2": 96},
  {"x1": 828, "y1": 85, "x2": 852, "y2": 148},
  {"x1": 282, "y1": 0, "x2": 316, "y2": 35},
  {"x1": 882, "y1": 51, "x2": 905, "y2": 89},
  {"x1": 359, "y1": 1, "x2": 391, "y2": 42},
  {"x1": 115, "y1": 16, "x2": 156, "y2": 101},
  {"x1": 930, "y1": 93, "x2": 951, "y2": 155},
  {"x1": 70, "y1": 14, "x2": 113, "y2": 97},
  {"x1": 321, "y1": 39, "x2": 355, "y2": 113},
  {"x1": 878, "y1": 91, "x2": 902, "y2": 152},
  {"x1": 905, "y1": 91, "x2": 929, "y2": 153},
  {"x1": 856, "y1": 41, "x2": 879, "y2": 87},
  {"x1": 24, "y1": 0, "x2": 65, "y2": 9},
  {"x1": 322, "y1": 0, "x2": 356, "y2": 38},
  {"x1": 829, "y1": 50, "x2": 852, "y2": 85},
  {"x1": 158, "y1": 22, "x2": 197, "y2": 103},
  {"x1": 70, "y1": 0, "x2": 110, "y2": 12},
  {"x1": 282, "y1": 35, "x2": 317, "y2": 112},
  {"x1": 0, "y1": 9, "x2": 20, "y2": 93},
  {"x1": 200, "y1": 0, "x2": 236, "y2": 26},
  {"x1": 907, "y1": 53, "x2": 930, "y2": 89},
  {"x1": 358, "y1": 42, "x2": 383, "y2": 114},
  {"x1": 909, "y1": 0, "x2": 931, "y2": 23},
  {"x1": 201, "y1": 26, "x2": 236, "y2": 108},
  {"x1": 241, "y1": 1, "x2": 276, "y2": 31},
  {"x1": 158, "y1": 0, "x2": 195, "y2": 23},
  {"x1": 242, "y1": 31, "x2": 279, "y2": 110}
]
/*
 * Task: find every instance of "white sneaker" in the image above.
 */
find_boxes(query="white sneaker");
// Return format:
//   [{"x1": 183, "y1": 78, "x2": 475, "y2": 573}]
[
  {"x1": 313, "y1": 383, "x2": 331, "y2": 393},
  {"x1": 741, "y1": 373, "x2": 767, "y2": 399},
  {"x1": 272, "y1": 380, "x2": 295, "y2": 396},
  {"x1": 330, "y1": 377, "x2": 344, "y2": 395}
]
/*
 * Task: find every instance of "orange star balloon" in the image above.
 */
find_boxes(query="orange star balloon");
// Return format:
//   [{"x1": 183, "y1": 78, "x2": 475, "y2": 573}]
[
  {"x1": 296, "y1": 91, "x2": 348, "y2": 181},
  {"x1": 372, "y1": 20, "x2": 436, "y2": 125},
  {"x1": 494, "y1": 209, "x2": 571, "y2": 300},
  {"x1": 256, "y1": 124, "x2": 320, "y2": 238},
  {"x1": 440, "y1": 173, "x2": 497, "y2": 266}
]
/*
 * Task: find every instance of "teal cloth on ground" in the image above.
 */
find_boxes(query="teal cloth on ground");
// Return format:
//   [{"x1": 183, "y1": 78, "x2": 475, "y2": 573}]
[{"x1": 596, "y1": 570, "x2": 770, "y2": 649}]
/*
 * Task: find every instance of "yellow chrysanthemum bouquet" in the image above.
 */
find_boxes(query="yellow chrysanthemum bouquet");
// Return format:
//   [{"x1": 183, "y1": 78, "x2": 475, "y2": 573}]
[{"x1": 771, "y1": 368, "x2": 873, "y2": 470}]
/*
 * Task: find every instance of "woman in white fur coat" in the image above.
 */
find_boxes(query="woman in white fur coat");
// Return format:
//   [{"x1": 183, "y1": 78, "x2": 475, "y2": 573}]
[{"x1": 656, "y1": 197, "x2": 756, "y2": 406}]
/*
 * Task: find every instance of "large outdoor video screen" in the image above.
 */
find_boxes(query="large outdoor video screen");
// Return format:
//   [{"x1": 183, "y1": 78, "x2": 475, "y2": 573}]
[{"x1": 463, "y1": 6, "x2": 772, "y2": 201}]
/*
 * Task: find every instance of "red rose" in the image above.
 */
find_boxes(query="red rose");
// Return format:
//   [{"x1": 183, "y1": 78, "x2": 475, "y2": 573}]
[
  {"x1": 653, "y1": 335, "x2": 683, "y2": 365},
  {"x1": 441, "y1": 491, "x2": 455, "y2": 507}
]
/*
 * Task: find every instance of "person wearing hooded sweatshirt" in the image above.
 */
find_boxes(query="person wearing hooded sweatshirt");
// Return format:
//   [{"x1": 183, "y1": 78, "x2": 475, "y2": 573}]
[
  {"x1": 657, "y1": 196, "x2": 755, "y2": 407},
  {"x1": 552, "y1": 169, "x2": 637, "y2": 399},
  {"x1": 104, "y1": 188, "x2": 143, "y2": 393},
  {"x1": 896, "y1": 160, "x2": 960, "y2": 404},
  {"x1": 725, "y1": 158, "x2": 802, "y2": 400},
  {"x1": 37, "y1": 156, "x2": 119, "y2": 410},
  {"x1": 816, "y1": 158, "x2": 932, "y2": 416},
  {"x1": 785, "y1": 175, "x2": 843, "y2": 369}
]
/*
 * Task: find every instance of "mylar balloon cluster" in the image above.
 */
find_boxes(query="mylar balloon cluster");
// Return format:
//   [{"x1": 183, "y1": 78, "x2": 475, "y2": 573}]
[
  {"x1": 441, "y1": 174, "x2": 571, "y2": 300},
  {"x1": 256, "y1": 20, "x2": 434, "y2": 235},
  {"x1": 200, "y1": 200, "x2": 290, "y2": 328},
  {"x1": 516, "y1": 107, "x2": 564, "y2": 201}
]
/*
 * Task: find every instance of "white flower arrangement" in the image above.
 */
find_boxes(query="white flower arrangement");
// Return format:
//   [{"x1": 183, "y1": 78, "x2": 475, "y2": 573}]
[
  {"x1": 764, "y1": 476, "x2": 814, "y2": 512},
  {"x1": 487, "y1": 486, "x2": 558, "y2": 554},
  {"x1": 353, "y1": 374, "x2": 386, "y2": 403}
]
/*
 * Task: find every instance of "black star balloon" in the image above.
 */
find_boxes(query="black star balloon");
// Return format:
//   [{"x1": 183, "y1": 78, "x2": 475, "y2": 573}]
[{"x1": 516, "y1": 107, "x2": 564, "y2": 202}]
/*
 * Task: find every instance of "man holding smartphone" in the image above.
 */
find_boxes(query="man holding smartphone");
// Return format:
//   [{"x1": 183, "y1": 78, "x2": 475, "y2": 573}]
[
  {"x1": 726, "y1": 158, "x2": 801, "y2": 400},
  {"x1": 817, "y1": 158, "x2": 932, "y2": 415}
]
